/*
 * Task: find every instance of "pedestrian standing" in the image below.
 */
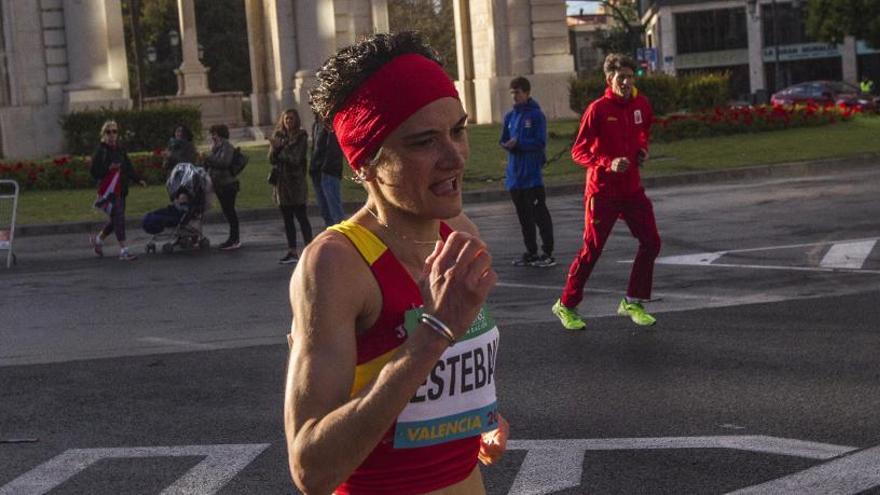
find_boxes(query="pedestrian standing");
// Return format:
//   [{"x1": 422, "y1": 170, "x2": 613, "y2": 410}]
[
  {"x1": 203, "y1": 124, "x2": 241, "y2": 250},
  {"x1": 161, "y1": 124, "x2": 198, "y2": 176},
  {"x1": 552, "y1": 53, "x2": 661, "y2": 330},
  {"x1": 500, "y1": 76, "x2": 555, "y2": 267},
  {"x1": 309, "y1": 115, "x2": 346, "y2": 227},
  {"x1": 269, "y1": 109, "x2": 312, "y2": 264},
  {"x1": 90, "y1": 119, "x2": 146, "y2": 261}
]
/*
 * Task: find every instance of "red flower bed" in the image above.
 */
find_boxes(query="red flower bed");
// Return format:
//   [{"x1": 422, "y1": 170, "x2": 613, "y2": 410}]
[
  {"x1": 653, "y1": 102, "x2": 860, "y2": 143},
  {"x1": 0, "y1": 151, "x2": 165, "y2": 191}
]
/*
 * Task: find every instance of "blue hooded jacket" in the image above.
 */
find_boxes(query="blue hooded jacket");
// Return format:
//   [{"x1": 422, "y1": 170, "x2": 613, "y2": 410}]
[{"x1": 500, "y1": 97, "x2": 547, "y2": 190}]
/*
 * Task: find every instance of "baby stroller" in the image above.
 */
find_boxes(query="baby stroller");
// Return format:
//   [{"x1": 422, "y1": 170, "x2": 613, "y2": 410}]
[{"x1": 144, "y1": 162, "x2": 212, "y2": 254}]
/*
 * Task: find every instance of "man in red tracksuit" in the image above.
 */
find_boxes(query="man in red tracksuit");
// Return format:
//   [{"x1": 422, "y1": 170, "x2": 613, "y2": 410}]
[{"x1": 551, "y1": 53, "x2": 661, "y2": 330}]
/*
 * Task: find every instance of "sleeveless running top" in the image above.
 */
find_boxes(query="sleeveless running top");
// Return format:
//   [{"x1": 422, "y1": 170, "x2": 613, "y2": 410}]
[{"x1": 328, "y1": 220, "x2": 500, "y2": 495}]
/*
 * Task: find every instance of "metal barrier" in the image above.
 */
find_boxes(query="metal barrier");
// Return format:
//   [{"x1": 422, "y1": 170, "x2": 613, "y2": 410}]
[{"x1": 0, "y1": 180, "x2": 19, "y2": 268}]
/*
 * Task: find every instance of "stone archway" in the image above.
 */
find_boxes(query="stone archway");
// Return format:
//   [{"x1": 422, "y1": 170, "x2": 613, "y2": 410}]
[
  {"x1": 453, "y1": 0, "x2": 577, "y2": 123},
  {"x1": 244, "y1": 0, "x2": 575, "y2": 132}
]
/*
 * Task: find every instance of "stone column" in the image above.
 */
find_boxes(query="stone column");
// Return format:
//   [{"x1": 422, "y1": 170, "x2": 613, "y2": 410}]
[
  {"x1": 175, "y1": 0, "x2": 210, "y2": 95},
  {"x1": 468, "y1": 0, "x2": 510, "y2": 123},
  {"x1": 526, "y1": 0, "x2": 575, "y2": 119},
  {"x1": 507, "y1": 0, "x2": 532, "y2": 76},
  {"x1": 352, "y1": 0, "x2": 374, "y2": 39},
  {"x1": 245, "y1": 0, "x2": 270, "y2": 128},
  {"x1": 841, "y1": 36, "x2": 858, "y2": 86},
  {"x1": 62, "y1": 0, "x2": 129, "y2": 111},
  {"x1": 453, "y1": 0, "x2": 476, "y2": 120},
  {"x1": 334, "y1": 0, "x2": 356, "y2": 48},
  {"x1": 294, "y1": 0, "x2": 337, "y2": 132},
  {"x1": 658, "y1": 6, "x2": 676, "y2": 75},
  {"x1": 746, "y1": 6, "x2": 767, "y2": 100},
  {"x1": 371, "y1": 0, "x2": 389, "y2": 33},
  {"x1": 466, "y1": 0, "x2": 574, "y2": 123},
  {"x1": 246, "y1": 0, "x2": 299, "y2": 130}
]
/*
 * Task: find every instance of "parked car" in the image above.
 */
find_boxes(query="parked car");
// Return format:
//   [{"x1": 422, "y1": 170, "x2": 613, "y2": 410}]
[{"x1": 770, "y1": 81, "x2": 879, "y2": 112}]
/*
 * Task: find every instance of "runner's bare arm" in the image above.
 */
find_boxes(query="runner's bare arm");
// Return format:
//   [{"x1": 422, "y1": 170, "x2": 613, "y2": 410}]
[{"x1": 284, "y1": 230, "x2": 495, "y2": 494}]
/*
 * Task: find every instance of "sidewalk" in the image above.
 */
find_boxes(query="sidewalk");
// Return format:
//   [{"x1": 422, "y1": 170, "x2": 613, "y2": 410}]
[{"x1": 12, "y1": 152, "x2": 879, "y2": 238}]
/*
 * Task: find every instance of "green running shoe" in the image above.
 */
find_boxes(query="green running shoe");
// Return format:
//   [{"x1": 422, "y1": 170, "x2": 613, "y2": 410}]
[
  {"x1": 617, "y1": 298, "x2": 657, "y2": 326},
  {"x1": 552, "y1": 299, "x2": 586, "y2": 330}
]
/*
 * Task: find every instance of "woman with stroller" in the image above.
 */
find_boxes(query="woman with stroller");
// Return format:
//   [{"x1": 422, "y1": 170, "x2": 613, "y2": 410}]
[
  {"x1": 90, "y1": 119, "x2": 146, "y2": 261},
  {"x1": 162, "y1": 124, "x2": 198, "y2": 176},
  {"x1": 142, "y1": 162, "x2": 209, "y2": 245},
  {"x1": 203, "y1": 124, "x2": 241, "y2": 251},
  {"x1": 268, "y1": 108, "x2": 312, "y2": 264}
]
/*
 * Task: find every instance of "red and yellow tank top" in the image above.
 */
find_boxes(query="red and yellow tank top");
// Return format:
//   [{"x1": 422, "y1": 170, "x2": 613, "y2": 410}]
[{"x1": 328, "y1": 220, "x2": 500, "y2": 495}]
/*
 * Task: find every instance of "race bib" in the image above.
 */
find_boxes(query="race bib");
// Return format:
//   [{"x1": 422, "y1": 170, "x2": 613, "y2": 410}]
[{"x1": 394, "y1": 307, "x2": 500, "y2": 449}]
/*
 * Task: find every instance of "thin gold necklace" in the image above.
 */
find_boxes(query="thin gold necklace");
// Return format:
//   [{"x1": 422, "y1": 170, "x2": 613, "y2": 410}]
[{"x1": 366, "y1": 208, "x2": 440, "y2": 245}]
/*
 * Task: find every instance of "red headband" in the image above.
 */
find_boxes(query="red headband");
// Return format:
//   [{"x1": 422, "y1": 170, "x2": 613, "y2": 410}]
[{"x1": 332, "y1": 53, "x2": 459, "y2": 170}]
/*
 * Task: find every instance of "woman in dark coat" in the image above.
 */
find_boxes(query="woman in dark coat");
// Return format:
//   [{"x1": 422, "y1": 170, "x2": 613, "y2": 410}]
[
  {"x1": 269, "y1": 108, "x2": 312, "y2": 264},
  {"x1": 162, "y1": 124, "x2": 198, "y2": 175},
  {"x1": 90, "y1": 119, "x2": 145, "y2": 261},
  {"x1": 203, "y1": 124, "x2": 241, "y2": 250}
]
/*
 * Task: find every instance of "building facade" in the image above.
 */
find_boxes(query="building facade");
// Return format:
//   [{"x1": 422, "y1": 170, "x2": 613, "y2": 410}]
[
  {"x1": 640, "y1": 0, "x2": 878, "y2": 103},
  {"x1": 0, "y1": 0, "x2": 576, "y2": 160},
  {"x1": 568, "y1": 12, "x2": 612, "y2": 74},
  {"x1": 0, "y1": 0, "x2": 130, "y2": 159}
]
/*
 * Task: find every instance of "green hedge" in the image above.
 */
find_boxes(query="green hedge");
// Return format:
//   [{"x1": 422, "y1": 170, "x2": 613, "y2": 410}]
[
  {"x1": 569, "y1": 71, "x2": 730, "y2": 116},
  {"x1": 680, "y1": 72, "x2": 730, "y2": 113},
  {"x1": 61, "y1": 106, "x2": 202, "y2": 156}
]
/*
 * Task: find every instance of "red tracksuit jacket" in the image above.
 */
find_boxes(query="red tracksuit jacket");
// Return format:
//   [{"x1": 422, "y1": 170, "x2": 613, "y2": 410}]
[{"x1": 571, "y1": 87, "x2": 654, "y2": 199}]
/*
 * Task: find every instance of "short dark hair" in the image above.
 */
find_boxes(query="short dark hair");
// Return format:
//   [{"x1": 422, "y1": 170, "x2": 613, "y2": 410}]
[
  {"x1": 209, "y1": 124, "x2": 229, "y2": 139},
  {"x1": 509, "y1": 76, "x2": 531, "y2": 93},
  {"x1": 603, "y1": 53, "x2": 637, "y2": 76},
  {"x1": 174, "y1": 124, "x2": 194, "y2": 142},
  {"x1": 309, "y1": 31, "x2": 443, "y2": 126}
]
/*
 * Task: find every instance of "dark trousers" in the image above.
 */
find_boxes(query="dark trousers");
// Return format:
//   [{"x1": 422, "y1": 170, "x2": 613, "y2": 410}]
[
  {"x1": 100, "y1": 197, "x2": 126, "y2": 243},
  {"x1": 215, "y1": 184, "x2": 239, "y2": 242},
  {"x1": 561, "y1": 190, "x2": 661, "y2": 308},
  {"x1": 509, "y1": 186, "x2": 554, "y2": 256},
  {"x1": 142, "y1": 206, "x2": 184, "y2": 235},
  {"x1": 280, "y1": 204, "x2": 312, "y2": 250}
]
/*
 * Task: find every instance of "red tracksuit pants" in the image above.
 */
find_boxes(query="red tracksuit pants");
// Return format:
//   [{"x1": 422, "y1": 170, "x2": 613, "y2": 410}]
[{"x1": 560, "y1": 190, "x2": 661, "y2": 308}]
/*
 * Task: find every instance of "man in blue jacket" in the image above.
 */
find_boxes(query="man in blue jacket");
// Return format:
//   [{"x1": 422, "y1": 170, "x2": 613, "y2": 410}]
[{"x1": 501, "y1": 76, "x2": 555, "y2": 267}]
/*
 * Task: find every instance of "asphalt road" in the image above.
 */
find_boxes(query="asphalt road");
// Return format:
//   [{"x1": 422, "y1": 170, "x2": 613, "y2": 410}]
[{"x1": 2, "y1": 166, "x2": 879, "y2": 494}]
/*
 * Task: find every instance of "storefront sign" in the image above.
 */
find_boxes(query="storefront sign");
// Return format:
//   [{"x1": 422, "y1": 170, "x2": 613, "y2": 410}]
[{"x1": 763, "y1": 43, "x2": 840, "y2": 62}]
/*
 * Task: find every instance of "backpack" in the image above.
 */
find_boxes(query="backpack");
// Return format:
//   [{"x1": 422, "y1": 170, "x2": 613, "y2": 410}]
[{"x1": 230, "y1": 147, "x2": 249, "y2": 176}]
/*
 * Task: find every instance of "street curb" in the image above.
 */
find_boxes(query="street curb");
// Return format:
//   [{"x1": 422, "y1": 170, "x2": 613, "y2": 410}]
[{"x1": 14, "y1": 153, "x2": 879, "y2": 238}]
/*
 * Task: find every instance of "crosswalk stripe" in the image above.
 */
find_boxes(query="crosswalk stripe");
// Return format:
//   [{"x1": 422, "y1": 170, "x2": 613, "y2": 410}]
[{"x1": 820, "y1": 240, "x2": 877, "y2": 270}]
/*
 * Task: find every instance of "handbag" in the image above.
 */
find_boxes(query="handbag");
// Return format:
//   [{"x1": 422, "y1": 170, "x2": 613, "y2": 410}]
[{"x1": 267, "y1": 166, "x2": 279, "y2": 186}]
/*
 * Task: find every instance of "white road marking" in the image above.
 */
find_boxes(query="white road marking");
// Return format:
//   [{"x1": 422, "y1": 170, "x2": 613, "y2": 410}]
[
  {"x1": 728, "y1": 444, "x2": 880, "y2": 495},
  {"x1": 0, "y1": 444, "x2": 270, "y2": 495},
  {"x1": 652, "y1": 252, "x2": 724, "y2": 266},
  {"x1": 820, "y1": 240, "x2": 877, "y2": 269},
  {"x1": 506, "y1": 436, "x2": 858, "y2": 495},
  {"x1": 137, "y1": 337, "x2": 220, "y2": 350},
  {"x1": 664, "y1": 262, "x2": 880, "y2": 275},
  {"x1": 1, "y1": 437, "x2": 874, "y2": 494},
  {"x1": 652, "y1": 237, "x2": 880, "y2": 274},
  {"x1": 497, "y1": 282, "x2": 618, "y2": 294}
]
